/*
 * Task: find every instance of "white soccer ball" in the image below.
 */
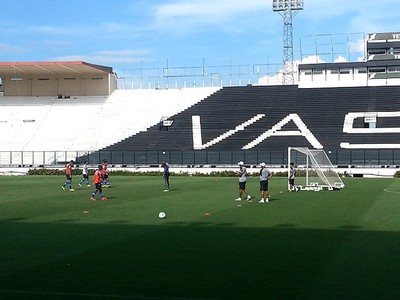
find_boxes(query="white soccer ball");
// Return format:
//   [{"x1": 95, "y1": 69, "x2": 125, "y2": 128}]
[{"x1": 158, "y1": 211, "x2": 166, "y2": 219}]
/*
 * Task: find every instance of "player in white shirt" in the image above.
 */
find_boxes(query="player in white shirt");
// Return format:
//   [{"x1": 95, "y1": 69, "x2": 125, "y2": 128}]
[
  {"x1": 235, "y1": 161, "x2": 252, "y2": 201},
  {"x1": 79, "y1": 161, "x2": 91, "y2": 187},
  {"x1": 259, "y1": 162, "x2": 272, "y2": 203}
]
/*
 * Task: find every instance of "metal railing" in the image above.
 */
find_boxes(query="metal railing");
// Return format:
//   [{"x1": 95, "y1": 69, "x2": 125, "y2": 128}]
[
  {"x1": 2, "y1": 149, "x2": 400, "y2": 168},
  {"x1": 117, "y1": 62, "x2": 284, "y2": 90}
]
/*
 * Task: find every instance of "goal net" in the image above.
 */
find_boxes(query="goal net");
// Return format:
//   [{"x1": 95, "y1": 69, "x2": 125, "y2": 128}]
[{"x1": 288, "y1": 147, "x2": 345, "y2": 191}]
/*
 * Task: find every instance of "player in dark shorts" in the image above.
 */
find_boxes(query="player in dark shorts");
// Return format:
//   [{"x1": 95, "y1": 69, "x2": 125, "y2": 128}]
[
  {"x1": 235, "y1": 161, "x2": 252, "y2": 201},
  {"x1": 79, "y1": 160, "x2": 91, "y2": 187},
  {"x1": 90, "y1": 165, "x2": 107, "y2": 201},
  {"x1": 62, "y1": 160, "x2": 75, "y2": 191},
  {"x1": 288, "y1": 162, "x2": 297, "y2": 192},
  {"x1": 161, "y1": 160, "x2": 170, "y2": 191},
  {"x1": 259, "y1": 162, "x2": 272, "y2": 203}
]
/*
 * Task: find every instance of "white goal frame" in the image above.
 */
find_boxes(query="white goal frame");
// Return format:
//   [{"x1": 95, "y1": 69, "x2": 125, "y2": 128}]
[{"x1": 288, "y1": 147, "x2": 345, "y2": 191}]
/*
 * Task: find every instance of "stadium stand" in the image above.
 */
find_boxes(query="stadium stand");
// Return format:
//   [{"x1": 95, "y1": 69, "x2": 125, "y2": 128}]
[
  {"x1": 0, "y1": 88, "x2": 220, "y2": 152},
  {"x1": 101, "y1": 85, "x2": 400, "y2": 154},
  {"x1": 0, "y1": 97, "x2": 55, "y2": 150},
  {"x1": 2, "y1": 83, "x2": 400, "y2": 167}
]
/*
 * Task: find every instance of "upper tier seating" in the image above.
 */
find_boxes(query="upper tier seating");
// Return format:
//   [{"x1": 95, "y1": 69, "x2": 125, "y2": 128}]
[
  {"x1": 103, "y1": 85, "x2": 400, "y2": 152},
  {"x1": 0, "y1": 88, "x2": 220, "y2": 151}
]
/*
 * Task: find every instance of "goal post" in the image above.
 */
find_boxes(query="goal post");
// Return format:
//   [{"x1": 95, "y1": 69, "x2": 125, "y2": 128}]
[{"x1": 288, "y1": 147, "x2": 345, "y2": 191}]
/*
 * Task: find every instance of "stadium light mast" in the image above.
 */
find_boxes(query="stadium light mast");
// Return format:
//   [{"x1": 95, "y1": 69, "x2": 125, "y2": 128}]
[{"x1": 272, "y1": 0, "x2": 304, "y2": 85}]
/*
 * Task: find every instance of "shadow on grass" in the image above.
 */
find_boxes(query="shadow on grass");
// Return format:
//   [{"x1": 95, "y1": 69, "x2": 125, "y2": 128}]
[
  {"x1": 0, "y1": 217, "x2": 28, "y2": 223},
  {"x1": 52, "y1": 219, "x2": 79, "y2": 223},
  {"x1": 1, "y1": 221, "x2": 400, "y2": 300}
]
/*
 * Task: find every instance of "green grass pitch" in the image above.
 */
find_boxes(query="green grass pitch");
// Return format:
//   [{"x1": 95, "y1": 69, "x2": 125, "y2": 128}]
[{"x1": 1, "y1": 175, "x2": 400, "y2": 299}]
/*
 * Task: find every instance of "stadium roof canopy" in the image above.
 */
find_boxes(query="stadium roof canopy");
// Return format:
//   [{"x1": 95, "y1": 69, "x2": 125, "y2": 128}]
[{"x1": 0, "y1": 61, "x2": 113, "y2": 77}]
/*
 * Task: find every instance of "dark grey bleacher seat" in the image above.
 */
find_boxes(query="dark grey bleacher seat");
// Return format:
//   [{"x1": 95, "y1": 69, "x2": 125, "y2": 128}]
[{"x1": 99, "y1": 85, "x2": 400, "y2": 153}]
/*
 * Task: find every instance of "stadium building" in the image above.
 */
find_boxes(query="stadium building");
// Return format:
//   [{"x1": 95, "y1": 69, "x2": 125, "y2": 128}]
[{"x1": 1, "y1": 32, "x2": 400, "y2": 175}]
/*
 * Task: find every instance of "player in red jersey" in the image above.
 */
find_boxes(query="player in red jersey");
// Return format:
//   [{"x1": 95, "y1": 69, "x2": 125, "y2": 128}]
[
  {"x1": 62, "y1": 160, "x2": 75, "y2": 191},
  {"x1": 101, "y1": 159, "x2": 111, "y2": 187},
  {"x1": 90, "y1": 165, "x2": 107, "y2": 201}
]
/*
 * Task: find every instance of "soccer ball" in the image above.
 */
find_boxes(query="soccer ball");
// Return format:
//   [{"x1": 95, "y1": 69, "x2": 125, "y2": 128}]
[{"x1": 158, "y1": 211, "x2": 166, "y2": 219}]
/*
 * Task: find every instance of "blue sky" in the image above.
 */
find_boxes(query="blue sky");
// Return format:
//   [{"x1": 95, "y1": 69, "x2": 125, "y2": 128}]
[{"x1": 0, "y1": 0, "x2": 399, "y2": 76}]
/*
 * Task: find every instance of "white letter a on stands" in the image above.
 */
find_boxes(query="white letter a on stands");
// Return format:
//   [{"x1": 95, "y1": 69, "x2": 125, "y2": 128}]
[{"x1": 242, "y1": 114, "x2": 323, "y2": 149}]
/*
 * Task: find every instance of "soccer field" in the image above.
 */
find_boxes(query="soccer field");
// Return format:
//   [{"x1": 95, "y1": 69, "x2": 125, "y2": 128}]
[{"x1": 1, "y1": 175, "x2": 400, "y2": 299}]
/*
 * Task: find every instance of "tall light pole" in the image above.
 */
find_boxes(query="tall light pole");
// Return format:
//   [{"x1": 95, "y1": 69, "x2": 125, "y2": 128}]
[{"x1": 272, "y1": 0, "x2": 304, "y2": 85}]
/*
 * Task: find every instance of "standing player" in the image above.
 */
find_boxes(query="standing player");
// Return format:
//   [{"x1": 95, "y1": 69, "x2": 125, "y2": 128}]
[
  {"x1": 62, "y1": 160, "x2": 75, "y2": 192},
  {"x1": 259, "y1": 162, "x2": 272, "y2": 203},
  {"x1": 235, "y1": 161, "x2": 252, "y2": 201},
  {"x1": 90, "y1": 165, "x2": 107, "y2": 201},
  {"x1": 288, "y1": 162, "x2": 297, "y2": 192},
  {"x1": 79, "y1": 161, "x2": 91, "y2": 187},
  {"x1": 161, "y1": 160, "x2": 170, "y2": 191},
  {"x1": 102, "y1": 159, "x2": 111, "y2": 187}
]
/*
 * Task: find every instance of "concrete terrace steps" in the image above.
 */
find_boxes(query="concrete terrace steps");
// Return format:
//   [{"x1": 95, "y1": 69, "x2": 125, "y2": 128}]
[{"x1": 0, "y1": 88, "x2": 220, "y2": 151}]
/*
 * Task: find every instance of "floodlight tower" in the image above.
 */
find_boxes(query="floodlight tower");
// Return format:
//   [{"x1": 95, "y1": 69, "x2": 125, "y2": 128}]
[{"x1": 272, "y1": 0, "x2": 304, "y2": 85}]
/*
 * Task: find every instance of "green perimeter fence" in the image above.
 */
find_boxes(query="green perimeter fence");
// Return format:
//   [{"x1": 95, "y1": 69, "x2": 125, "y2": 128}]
[{"x1": 2, "y1": 149, "x2": 400, "y2": 167}]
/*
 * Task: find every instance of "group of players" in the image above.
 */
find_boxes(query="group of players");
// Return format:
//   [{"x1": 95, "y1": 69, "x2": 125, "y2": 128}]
[
  {"x1": 62, "y1": 159, "x2": 171, "y2": 201},
  {"x1": 61, "y1": 160, "x2": 110, "y2": 201},
  {"x1": 62, "y1": 159, "x2": 296, "y2": 203},
  {"x1": 235, "y1": 161, "x2": 297, "y2": 204}
]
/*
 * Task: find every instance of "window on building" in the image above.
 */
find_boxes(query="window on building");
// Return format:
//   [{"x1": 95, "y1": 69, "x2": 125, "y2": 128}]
[
  {"x1": 368, "y1": 49, "x2": 386, "y2": 55},
  {"x1": 387, "y1": 66, "x2": 400, "y2": 73},
  {"x1": 368, "y1": 67, "x2": 386, "y2": 73},
  {"x1": 355, "y1": 68, "x2": 367, "y2": 74},
  {"x1": 339, "y1": 68, "x2": 351, "y2": 74},
  {"x1": 392, "y1": 48, "x2": 400, "y2": 54}
]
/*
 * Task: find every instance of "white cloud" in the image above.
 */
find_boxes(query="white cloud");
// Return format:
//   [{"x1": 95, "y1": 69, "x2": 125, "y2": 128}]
[
  {"x1": 50, "y1": 49, "x2": 154, "y2": 66},
  {"x1": 142, "y1": 0, "x2": 399, "y2": 37},
  {"x1": 348, "y1": 38, "x2": 366, "y2": 54},
  {"x1": 29, "y1": 22, "x2": 147, "y2": 41},
  {"x1": 303, "y1": 0, "x2": 400, "y2": 33},
  {"x1": 28, "y1": 25, "x2": 78, "y2": 36},
  {"x1": 300, "y1": 55, "x2": 325, "y2": 64},
  {"x1": 42, "y1": 40, "x2": 73, "y2": 48},
  {"x1": 304, "y1": 0, "x2": 398, "y2": 17},
  {"x1": 0, "y1": 43, "x2": 25, "y2": 54},
  {"x1": 150, "y1": 0, "x2": 267, "y2": 32},
  {"x1": 334, "y1": 55, "x2": 347, "y2": 63},
  {"x1": 256, "y1": 55, "x2": 328, "y2": 85},
  {"x1": 256, "y1": 72, "x2": 282, "y2": 86},
  {"x1": 154, "y1": 0, "x2": 265, "y2": 19}
]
